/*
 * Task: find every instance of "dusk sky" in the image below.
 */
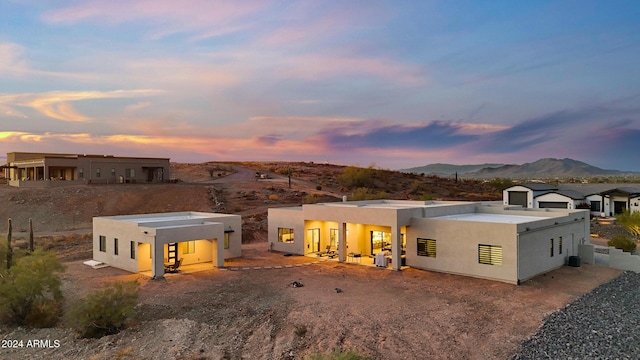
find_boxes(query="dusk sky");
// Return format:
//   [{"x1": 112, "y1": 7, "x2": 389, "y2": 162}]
[{"x1": 1, "y1": 1, "x2": 639, "y2": 171}]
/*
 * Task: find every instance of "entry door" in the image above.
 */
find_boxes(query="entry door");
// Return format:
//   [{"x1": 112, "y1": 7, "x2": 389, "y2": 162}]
[
  {"x1": 614, "y1": 201, "x2": 627, "y2": 215},
  {"x1": 307, "y1": 229, "x2": 320, "y2": 253}
]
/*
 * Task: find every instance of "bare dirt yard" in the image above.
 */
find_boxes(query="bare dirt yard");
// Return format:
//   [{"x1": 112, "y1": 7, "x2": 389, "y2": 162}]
[
  {"x1": 0, "y1": 242, "x2": 622, "y2": 360},
  {"x1": 0, "y1": 162, "x2": 626, "y2": 359}
]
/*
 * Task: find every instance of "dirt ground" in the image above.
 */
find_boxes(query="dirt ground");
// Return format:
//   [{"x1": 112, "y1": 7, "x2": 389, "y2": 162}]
[
  {"x1": 0, "y1": 162, "x2": 626, "y2": 359},
  {"x1": 0, "y1": 242, "x2": 622, "y2": 360}
]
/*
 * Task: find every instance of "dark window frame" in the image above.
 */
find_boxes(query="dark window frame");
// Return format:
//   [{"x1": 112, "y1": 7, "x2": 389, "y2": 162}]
[
  {"x1": 99, "y1": 235, "x2": 106, "y2": 252},
  {"x1": 417, "y1": 238, "x2": 436, "y2": 258},
  {"x1": 478, "y1": 244, "x2": 502, "y2": 265},
  {"x1": 278, "y1": 228, "x2": 295, "y2": 243}
]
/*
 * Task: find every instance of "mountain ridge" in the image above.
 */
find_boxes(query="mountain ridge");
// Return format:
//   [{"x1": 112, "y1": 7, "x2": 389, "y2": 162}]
[{"x1": 401, "y1": 158, "x2": 638, "y2": 179}]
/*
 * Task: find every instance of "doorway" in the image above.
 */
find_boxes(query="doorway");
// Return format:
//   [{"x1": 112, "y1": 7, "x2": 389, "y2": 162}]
[{"x1": 307, "y1": 228, "x2": 320, "y2": 253}]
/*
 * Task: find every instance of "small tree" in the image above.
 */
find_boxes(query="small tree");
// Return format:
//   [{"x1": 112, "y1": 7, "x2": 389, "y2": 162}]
[
  {"x1": 616, "y1": 210, "x2": 640, "y2": 240},
  {"x1": 338, "y1": 166, "x2": 374, "y2": 189},
  {"x1": 0, "y1": 249, "x2": 66, "y2": 327},
  {"x1": 69, "y1": 280, "x2": 140, "y2": 338}
]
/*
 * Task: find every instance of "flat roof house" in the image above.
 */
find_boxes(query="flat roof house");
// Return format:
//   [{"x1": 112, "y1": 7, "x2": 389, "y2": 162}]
[
  {"x1": 93, "y1": 212, "x2": 241, "y2": 278},
  {"x1": 503, "y1": 183, "x2": 640, "y2": 216},
  {"x1": 268, "y1": 200, "x2": 591, "y2": 284},
  {"x1": 4, "y1": 152, "x2": 170, "y2": 187}
]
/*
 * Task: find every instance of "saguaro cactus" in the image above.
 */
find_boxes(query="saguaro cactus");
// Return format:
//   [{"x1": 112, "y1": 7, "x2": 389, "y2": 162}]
[
  {"x1": 29, "y1": 218, "x2": 34, "y2": 252},
  {"x1": 6, "y1": 218, "x2": 12, "y2": 270}
]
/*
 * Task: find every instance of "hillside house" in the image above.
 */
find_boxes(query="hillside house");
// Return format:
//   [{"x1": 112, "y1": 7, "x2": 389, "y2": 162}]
[
  {"x1": 268, "y1": 199, "x2": 591, "y2": 284},
  {"x1": 503, "y1": 183, "x2": 640, "y2": 216},
  {"x1": 92, "y1": 212, "x2": 241, "y2": 277},
  {"x1": 4, "y1": 152, "x2": 170, "y2": 187}
]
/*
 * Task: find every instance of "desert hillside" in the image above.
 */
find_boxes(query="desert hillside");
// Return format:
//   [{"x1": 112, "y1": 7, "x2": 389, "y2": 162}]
[
  {"x1": 0, "y1": 162, "x2": 626, "y2": 360},
  {"x1": 0, "y1": 161, "x2": 502, "y2": 260}
]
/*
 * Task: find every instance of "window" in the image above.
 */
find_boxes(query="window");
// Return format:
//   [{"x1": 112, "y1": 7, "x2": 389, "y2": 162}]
[
  {"x1": 417, "y1": 238, "x2": 436, "y2": 258},
  {"x1": 224, "y1": 233, "x2": 230, "y2": 249},
  {"x1": 371, "y1": 230, "x2": 390, "y2": 254},
  {"x1": 126, "y1": 168, "x2": 136, "y2": 178},
  {"x1": 111, "y1": 168, "x2": 116, "y2": 177},
  {"x1": 278, "y1": 228, "x2": 294, "y2": 243},
  {"x1": 559, "y1": 236, "x2": 563, "y2": 255},
  {"x1": 550, "y1": 238, "x2": 554, "y2": 257},
  {"x1": 590, "y1": 201, "x2": 601, "y2": 212},
  {"x1": 130, "y1": 241, "x2": 136, "y2": 259},
  {"x1": 330, "y1": 229, "x2": 338, "y2": 249},
  {"x1": 99, "y1": 235, "x2": 106, "y2": 252},
  {"x1": 79, "y1": 168, "x2": 84, "y2": 179},
  {"x1": 114, "y1": 238, "x2": 119, "y2": 255},
  {"x1": 183, "y1": 241, "x2": 195, "y2": 254},
  {"x1": 478, "y1": 244, "x2": 502, "y2": 265},
  {"x1": 95, "y1": 168, "x2": 101, "y2": 177}
]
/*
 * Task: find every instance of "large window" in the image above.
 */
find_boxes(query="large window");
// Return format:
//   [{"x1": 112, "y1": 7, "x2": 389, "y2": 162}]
[
  {"x1": 130, "y1": 241, "x2": 136, "y2": 259},
  {"x1": 278, "y1": 228, "x2": 294, "y2": 243},
  {"x1": 478, "y1": 244, "x2": 502, "y2": 265},
  {"x1": 114, "y1": 238, "x2": 119, "y2": 255},
  {"x1": 126, "y1": 168, "x2": 136, "y2": 178},
  {"x1": 590, "y1": 201, "x2": 601, "y2": 212},
  {"x1": 417, "y1": 238, "x2": 436, "y2": 258},
  {"x1": 371, "y1": 231, "x2": 390, "y2": 254},
  {"x1": 99, "y1": 235, "x2": 106, "y2": 252},
  {"x1": 183, "y1": 241, "x2": 195, "y2": 254}
]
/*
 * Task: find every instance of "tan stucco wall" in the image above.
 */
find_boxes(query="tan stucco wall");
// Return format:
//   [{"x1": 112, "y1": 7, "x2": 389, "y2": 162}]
[
  {"x1": 93, "y1": 217, "x2": 146, "y2": 273},
  {"x1": 268, "y1": 207, "x2": 305, "y2": 254},
  {"x1": 407, "y1": 218, "x2": 519, "y2": 284}
]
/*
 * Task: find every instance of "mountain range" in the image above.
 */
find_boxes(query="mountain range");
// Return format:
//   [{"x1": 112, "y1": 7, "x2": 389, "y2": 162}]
[{"x1": 401, "y1": 158, "x2": 639, "y2": 179}]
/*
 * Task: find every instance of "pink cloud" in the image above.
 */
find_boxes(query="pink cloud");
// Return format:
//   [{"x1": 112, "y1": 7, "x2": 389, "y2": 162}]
[{"x1": 42, "y1": 0, "x2": 271, "y2": 39}]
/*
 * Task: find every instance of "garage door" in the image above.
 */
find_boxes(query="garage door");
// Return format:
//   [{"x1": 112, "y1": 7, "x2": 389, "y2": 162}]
[
  {"x1": 538, "y1": 201, "x2": 568, "y2": 209},
  {"x1": 508, "y1": 191, "x2": 528, "y2": 207}
]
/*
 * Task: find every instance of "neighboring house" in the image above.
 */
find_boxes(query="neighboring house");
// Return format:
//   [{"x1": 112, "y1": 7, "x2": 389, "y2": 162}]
[
  {"x1": 93, "y1": 212, "x2": 241, "y2": 278},
  {"x1": 4, "y1": 152, "x2": 170, "y2": 187},
  {"x1": 268, "y1": 199, "x2": 591, "y2": 284},
  {"x1": 503, "y1": 183, "x2": 640, "y2": 216}
]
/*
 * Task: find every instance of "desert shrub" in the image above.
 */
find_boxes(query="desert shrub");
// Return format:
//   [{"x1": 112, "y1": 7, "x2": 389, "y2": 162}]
[
  {"x1": 69, "y1": 280, "x2": 140, "y2": 338},
  {"x1": 338, "y1": 166, "x2": 374, "y2": 189},
  {"x1": 316, "y1": 185, "x2": 322, "y2": 191},
  {"x1": 607, "y1": 234, "x2": 637, "y2": 253},
  {"x1": 418, "y1": 192, "x2": 435, "y2": 201},
  {"x1": 350, "y1": 188, "x2": 388, "y2": 201},
  {"x1": 0, "y1": 249, "x2": 65, "y2": 327},
  {"x1": 309, "y1": 349, "x2": 371, "y2": 360},
  {"x1": 304, "y1": 194, "x2": 321, "y2": 204},
  {"x1": 294, "y1": 324, "x2": 307, "y2": 337},
  {"x1": 616, "y1": 210, "x2": 640, "y2": 239}
]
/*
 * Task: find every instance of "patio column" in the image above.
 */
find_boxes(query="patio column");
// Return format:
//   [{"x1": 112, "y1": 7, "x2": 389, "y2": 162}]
[
  {"x1": 151, "y1": 239, "x2": 165, "y2": 278},
  {"x1": 338, "y1": 222, "x2": 347, "y2": 262},
  {"x1": 213, "y1": 235, "x2": 224, "y2": 268},
  {"x1": 391, "y1": 225, "x2": 402, "y2": 271}
]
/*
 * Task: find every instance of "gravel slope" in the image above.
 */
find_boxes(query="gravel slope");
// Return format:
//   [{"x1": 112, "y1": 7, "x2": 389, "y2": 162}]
[{"x1": 513, "y1": 271, "x2": 640, "y2": 359}]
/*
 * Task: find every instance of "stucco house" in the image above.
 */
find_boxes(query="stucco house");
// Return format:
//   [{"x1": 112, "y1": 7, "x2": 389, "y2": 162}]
[
  {"x1": 503, "y1": 183, "x2": 640, "y2": 216},
  {"x1": 268, "y1": 199, "x2": 591, "y2": 284},
  {"x1": 4, "y1": 152, "x2": 170, "y2": 187},
  {"x1": 92, "y1": 212, "x2": 241, "y2": 278}
]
